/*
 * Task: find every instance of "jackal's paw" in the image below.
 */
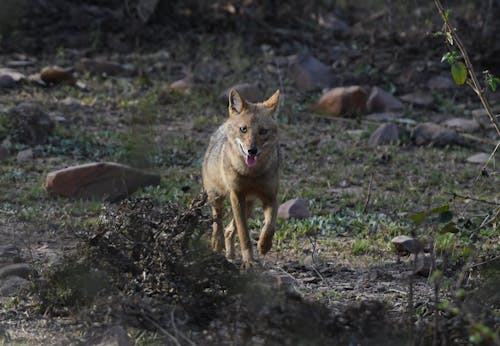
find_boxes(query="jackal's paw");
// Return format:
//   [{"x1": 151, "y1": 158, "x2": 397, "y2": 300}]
[
  {"x1": 240, "y1": 259, "x2": 259, "y2": 270},
  {"x1": 258, "y1": 237, "x2": 273, "y2": 255}
]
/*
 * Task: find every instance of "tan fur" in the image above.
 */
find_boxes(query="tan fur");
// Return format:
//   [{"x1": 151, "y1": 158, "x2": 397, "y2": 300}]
[{"x1": 202, "y1": 89, "x2": 280, "y2": 268}]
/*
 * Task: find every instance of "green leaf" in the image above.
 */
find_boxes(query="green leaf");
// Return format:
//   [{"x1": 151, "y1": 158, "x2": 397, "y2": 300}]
[
  {"x1": 451, "y1": 61, "x2": 467, "y2": 85},
  {"x1": 440, "y1": 221, "x2": 458, "y2": 233},
  {"x1": 410, "y1": 211, "x2": 429, "y2": 225},
  {"x1": 431, "y1": 205, "x2": 449, "y2": 214},
  {"x1": 441, "y1": 52, "x2": 451, "y2": 63}
]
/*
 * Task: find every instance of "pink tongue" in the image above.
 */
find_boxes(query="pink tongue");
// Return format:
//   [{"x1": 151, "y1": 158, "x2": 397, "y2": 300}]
[{"x1": 245, "y1": 155, "x2": 257, "y2": 167}]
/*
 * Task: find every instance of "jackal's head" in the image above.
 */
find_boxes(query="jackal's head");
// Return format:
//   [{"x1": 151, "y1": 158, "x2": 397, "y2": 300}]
[{"x1": 227, "y1": 88, "x2": 280, "y2": 168}]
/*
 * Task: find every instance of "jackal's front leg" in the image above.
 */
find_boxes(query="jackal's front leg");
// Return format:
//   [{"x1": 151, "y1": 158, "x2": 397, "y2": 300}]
[
  {"x1": 210, "y1": 199, "x2": 224, "y2": 252},
  {"x1": 229, "y1": 191, "x2": 253, "y2": 267},
  {"x1": 258, "y1": 198, "x2": 278, "y2": 256}
]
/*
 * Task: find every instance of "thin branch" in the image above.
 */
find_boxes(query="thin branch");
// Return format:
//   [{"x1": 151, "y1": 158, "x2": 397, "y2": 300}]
[
  {"x1": 446, "y1": 191, "x2": 500, "y2": 206},
  {"x1": 434, "y1": 0, "x2": 500, "y2": 136}
]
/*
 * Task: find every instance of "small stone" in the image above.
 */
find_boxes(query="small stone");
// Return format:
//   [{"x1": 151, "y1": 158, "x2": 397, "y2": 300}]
[
  {"x1": 40, "y1": 66, "x2": 76, "y2": 85},
  {"x1": 367, "y1": 87, "x2": 404, "y2": 113},
  {"x1": 314, "y1": 86, "x2": 368, "y2": 117},
  {"x1": 303, "y1": 254, "x2": 314, "y2": 266},
  {"x1": 278, "y1": 198, "x2": 309, "y2": 220},
  {"x1": 0, "y1": 75, "x2": 16, "y2": 89},
  {"x1": 415, "y1": 253, "x2": 433, "y2": 276},
  {"x1": 400, "y1": 91, "x2": 433, "y2": 106},
  {"x1": 466, "y1": 153, "x2": 490, "y2": 164},
  {"x1": 287, "y1": 53, "x2": 335, "y2": 91},
  {"x1": 316, "y1": 14, "x2": 350, "y2": 36},
  {"x1": 169, "y1": 75, "x2": 194, "y2": 91},
  {"x1": 368, "y1": 123, "x2": 401, "y2": 146},
  {"x1": 0, "y1": 276, "x2": 29, "y2": 296},
  {"x1": 428, "y1": 76, "x2": 455, "y2": 90},
  {"x1": 392, "y1": 235, "x2": 422, "y2": 255},
  {"x1": 77, "y1": 58, "x2": 134, "y2": 77},
  {"x1": 0, "y1": 145, "x2": 8, "y2": 161},
  {"x1": 0, "y1": 68, "x2": 25, "y2": 82},
  {"x1": 220, "y1": 83, "x2": 262, "y2": 103},
  {"x1": 471, "y1": 108, "x2": 495, "y2": 129},
  {"x1": 16, "y1": 148, "x2": 33, "y2": 163},
  {"x1": 412, "y1": 122, "x2": 458, "y2": 147},
  {"x1": 442, "y1": 118, "x2": 479, "y2": 133},
  {"x1": 45, "y1": 162, "x2": 161, "y2": 202},
  {"x1": 366, "y1": 112, "x2": 400, "y2": 122},
  {"x1": 0, "y1": 263, "x2": 31, "y2": 279}
]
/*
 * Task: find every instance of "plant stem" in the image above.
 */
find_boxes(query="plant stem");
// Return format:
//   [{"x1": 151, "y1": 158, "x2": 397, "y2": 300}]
[{"x1": 434, "y1": 0, "x2": 500, "y2": 137}]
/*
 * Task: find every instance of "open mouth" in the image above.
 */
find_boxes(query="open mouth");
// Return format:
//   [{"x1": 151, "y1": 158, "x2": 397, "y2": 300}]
[{"x1": 237, "y1": 140, "x2": 258, "y2": 167}]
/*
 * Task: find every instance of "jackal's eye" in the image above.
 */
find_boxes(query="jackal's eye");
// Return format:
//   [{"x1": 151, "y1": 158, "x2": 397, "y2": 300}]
[
  {"x1": 259, "y1": 128, "x2": 268, "y2": 136},
  {"x1": 240, "y1": 126, "x2": 247, "y2": 134}
]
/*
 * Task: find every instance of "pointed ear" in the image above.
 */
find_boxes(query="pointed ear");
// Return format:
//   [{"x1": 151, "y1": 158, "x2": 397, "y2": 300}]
[
  {"x1": 228, "y1": 89, "x2": 247, "y2": 116},
  {"x1": 263, "y1": 89, "x2": 280, "y2": 113}
]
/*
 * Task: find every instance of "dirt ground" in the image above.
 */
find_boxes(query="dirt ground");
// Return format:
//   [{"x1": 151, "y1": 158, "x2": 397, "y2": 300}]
[{"x1": 0, "y1": 1, "x2": 499, "y2": 345}]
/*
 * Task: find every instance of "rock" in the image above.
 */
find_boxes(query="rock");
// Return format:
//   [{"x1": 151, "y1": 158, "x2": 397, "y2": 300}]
[
  {"x1": 366, "y1": 87, "x2": 404, "y2": 113},
  {"x1": 427, "y1": 75, "x2": 455, "y2": 90},
  {"x1": 471, "y1": 108, "x2": 495, "y2": 129},
  {"x1": 77, "y1": 58, "x2": 134, "y2": 77},
  {"x1": 40, "y1": 66, "x2": 76, "y2": 85},
  {"x1": 395, "y1": 118, "x2": 417, "y2": 126},
  {"x1": 45, "y1": 162, "x2": 161, "y2": 202},
  {"x1": 368, "y1": 123, "x2": 401, "y2": 146},
  {"x1": 0, "y1": 145, "x2": 8, "y2": 161},
  {"x1": 466, "y1": 153, "x2": 490, "y2": 164},
  {"x1": 16, "y1": 148, "x2": 33, "y2": 163},
  {"x1": 366, "y1": 112, "x2": 400, "y2": 122},
  {"x1": 0, "y1": 263, "x2": 31, "y2": 279},
  {"x1": 0, "y1": 276, "x2": 29, "y2": 296},
  {"x1": 287, "y1": 53, "x2": 335, "y2": 91},
  {"x1": 278, "y1": 198, "x2": 309, "y2": 220},
  {"x1": 0, "y1": 68, "x2": 26, "y2": 82},
  {"x1": 314, "y1": 86, "x2": 368, "y2": 117},
  {"x1": 6, "y1": 103, "x2": 55, "y2": 145},
  {"x1": 169, "y1": 75, "x2": 194, "y2": 91},
  {"x1": 0, "y1": 75, "x2": 16, "y2": 89},
  {"x1": 412, "y1": 122, "x2": 458, "y2": 147},
  {"x1": 442, "y1": 118, "x2": 479, "y2": 133},
  {"x1": 400, "y1": 91, "x2": 433, "y2": 106},
  {"x1": 316, "y1": 14, "x2": 350, "y2": 36},
  {"x1": 87, "y1": 326, "x2": 133, "y2": 346},
  {"x1": 220, "y1": 83, "x2": 262, "y2": 103},
  {"x1": 0, "y1": 245, "x2": 20, "y2": 260},
  {"x1": 391, "y1": 235, "x2": 422, "y2": 255},
  {"x1": 415, "y1": 253, "x2": 433, "y2": 276}
]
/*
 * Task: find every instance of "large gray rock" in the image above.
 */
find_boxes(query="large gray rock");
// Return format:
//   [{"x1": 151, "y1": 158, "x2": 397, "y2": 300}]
[
  {"x1": 0, "y1": 263, "x2": 31, "y2": 279},
  {"x1": 412, "y1": 122, "x2": 458, "y2": 147},
  {"x1": 400, "y1": 91, "x2": 433, "y2": 106},
  {"x1": 45, "y1": 162, "x2": 161, "y2": 202},
  {"x1": 368, "y1": 123, "x2": 401, "y2": 146},
  {"x1": 278, "y1": 198, "x2": 309, "y2": 220},
  {"x1": 367, "y1": 87, "x2": 404, "y2": 113},
  {"x1": 442, "y1": 118, "x2": 479, "y2": 133},
  {"x1": 427, "y1": 75, "x2": 455, "y2": 90},
  {"x1": 0, "y1": 276, "x2": 28, "y2": 296},
  {"x1": 287, "y1": 53, "x2": 335, "y2": 91}
]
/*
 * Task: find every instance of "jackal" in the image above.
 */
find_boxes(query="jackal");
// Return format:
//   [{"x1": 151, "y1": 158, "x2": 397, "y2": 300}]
[{"x1": 202, "y1": 89, "x2": 280, "y2": 268}]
